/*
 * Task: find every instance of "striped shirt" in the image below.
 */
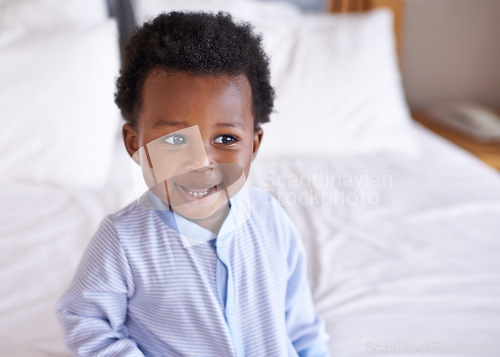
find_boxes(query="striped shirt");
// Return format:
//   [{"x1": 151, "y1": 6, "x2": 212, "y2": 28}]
[{"x1": 56, "y1": 185, "x2": 330, "y2": 356}]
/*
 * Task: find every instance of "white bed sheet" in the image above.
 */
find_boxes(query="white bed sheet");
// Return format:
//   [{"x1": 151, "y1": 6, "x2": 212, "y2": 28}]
[
  {"x1": 0, "y1": 139, "x2": 136, "y2": 356},
  {"x1": 1, "y1": 124, "x2": 499, "y2": 356},
  {"x1": 249, "y1": 124, "x2": 500, "y2": 356}
]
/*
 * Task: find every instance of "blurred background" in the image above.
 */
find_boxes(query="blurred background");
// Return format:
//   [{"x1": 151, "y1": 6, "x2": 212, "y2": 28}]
[
  {"x1": 248, "y1": 0, "x2": 500, "y2": 109},
  {"x1": 1, "y1": 0, "x2": 500, "y2": 356}
]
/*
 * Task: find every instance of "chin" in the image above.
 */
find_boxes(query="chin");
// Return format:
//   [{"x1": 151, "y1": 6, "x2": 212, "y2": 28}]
[{"x1": 172, "y1": 199, "x2": 229, "y2": 222}]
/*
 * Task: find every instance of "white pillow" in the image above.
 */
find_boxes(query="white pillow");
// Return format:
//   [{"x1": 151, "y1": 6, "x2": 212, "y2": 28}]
[
  {"x1": 133, "y1": 0, "x2": 301, "y2": 24},
  {"x1": 133, "y1": 0, "x2": 419, "y2": 157},
  {"x1": 0, "y1": 20, "x2": 121, "y2": 188},
  {"x1": 0, "y1": 0, "x2": 108, "y2": 33},
  {"x1": 258, "y1": 9, "x2": 420, "y2": 157}
]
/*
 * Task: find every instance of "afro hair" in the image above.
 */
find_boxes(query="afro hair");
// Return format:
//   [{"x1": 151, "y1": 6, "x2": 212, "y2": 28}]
[{"x1": 114, "y1": 11, "x2": 275, "y2": 131}]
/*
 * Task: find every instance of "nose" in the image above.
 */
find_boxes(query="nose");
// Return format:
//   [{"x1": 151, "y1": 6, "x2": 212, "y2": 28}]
[{"x1": 184, "y1": 135, "x2": 211, "y2": 171}]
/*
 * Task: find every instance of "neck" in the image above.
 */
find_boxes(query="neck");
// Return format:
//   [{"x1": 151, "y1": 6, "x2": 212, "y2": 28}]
[{"x1": 180, "y1": 203, "x2": 231, "y2": 235}]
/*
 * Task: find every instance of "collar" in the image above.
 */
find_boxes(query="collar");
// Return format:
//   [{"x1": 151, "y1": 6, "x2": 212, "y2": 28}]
[{"x1": 140, "y1": 182, "x2": 252, "y2": 249}]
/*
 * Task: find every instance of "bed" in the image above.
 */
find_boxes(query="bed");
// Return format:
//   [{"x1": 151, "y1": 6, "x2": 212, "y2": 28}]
[{"x1": 1, "y1": 0, "x2": 500, "y2": 356}]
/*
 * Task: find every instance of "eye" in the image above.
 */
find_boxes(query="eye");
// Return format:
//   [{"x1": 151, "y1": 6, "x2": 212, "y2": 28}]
[
  {"x1": 163, "y1": 134, "x2": 187, "y2": 146},
  {"x1": 214, "y1": 135, "x2": 238, "y2": 145}
]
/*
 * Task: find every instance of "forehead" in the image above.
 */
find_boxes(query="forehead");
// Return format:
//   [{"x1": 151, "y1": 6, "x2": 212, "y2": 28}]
[{"x1": 138, "y1": 70, "x2": 254, "y2": 130}]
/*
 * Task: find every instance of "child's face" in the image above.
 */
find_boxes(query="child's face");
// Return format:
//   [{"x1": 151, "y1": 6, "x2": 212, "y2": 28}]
[{"x1": 123, "y1": 70, "x2": 262, "y2": 222}]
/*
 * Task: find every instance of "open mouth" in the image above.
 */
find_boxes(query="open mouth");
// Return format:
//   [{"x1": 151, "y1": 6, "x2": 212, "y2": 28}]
[{"x1": 177, "y1": 182, "x2": 224, "y2": 199}]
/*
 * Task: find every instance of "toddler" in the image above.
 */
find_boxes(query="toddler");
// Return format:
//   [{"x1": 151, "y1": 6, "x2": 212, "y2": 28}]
[{"x1": 56, "y1": 11, "x2": 330, "y2": 357}]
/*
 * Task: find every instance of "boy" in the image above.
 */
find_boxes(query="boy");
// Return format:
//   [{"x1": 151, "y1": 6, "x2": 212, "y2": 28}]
[{"x1": 56, "y1": 11, "x2": 330, "y2": 356}]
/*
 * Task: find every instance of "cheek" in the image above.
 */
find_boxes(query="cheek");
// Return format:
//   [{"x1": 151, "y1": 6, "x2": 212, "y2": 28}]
[
  {"x1": 225, "y1": 153, "x2": 252, "y2": 192},
  {"x1": 148, "y1": 151, "x2": 185, "y2": 182},
  {"x1": 215, "y1": 150, "x2": 251, "y2": 172},
  {"x1": 238, "y1": 146, "x2": 254, "y2": 174}
]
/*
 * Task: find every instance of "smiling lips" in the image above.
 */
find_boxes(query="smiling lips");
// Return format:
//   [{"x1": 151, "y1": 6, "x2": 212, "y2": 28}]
[{"x1": 178, "y1": 183, "x2": 222, "y2": 199}]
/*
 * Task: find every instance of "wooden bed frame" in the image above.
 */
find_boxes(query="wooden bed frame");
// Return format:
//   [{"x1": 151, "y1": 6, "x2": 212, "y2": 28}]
[{"x1": 327, "y1": 0, "x2": 404, "y2": 61}]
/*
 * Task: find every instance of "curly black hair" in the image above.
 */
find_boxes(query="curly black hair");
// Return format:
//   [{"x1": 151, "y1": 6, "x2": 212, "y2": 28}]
[{"x1": 115, "y1": 11, "x2": 274, "y2": 131}]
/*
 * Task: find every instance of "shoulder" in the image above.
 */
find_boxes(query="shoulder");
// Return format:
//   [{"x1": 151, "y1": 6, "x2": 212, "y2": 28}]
[
  {"x1": 246, "y1": 185, "x2": 275, "y2": 206},
  {"x1": 247, "y1": 185, "x2": 285, "y2": 211},
  {"x1": 247, "y1": 185, "x2": 292, "y2": 223},
  {"x1": 246, "y1": 188, "x2": 308, "y2": 265},
  {"x1": 108, "y1": 199, "x2": 151, "y2": 223},
  {"x1": 96, "y1": 198, "x2": 161, "y2": 239},
  {"x1": 244, "y1": 186, "x2": 299, "y2": 246}
]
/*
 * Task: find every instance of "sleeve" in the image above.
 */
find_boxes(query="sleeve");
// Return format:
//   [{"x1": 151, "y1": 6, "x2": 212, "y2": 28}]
[
  {"x1": 55, "y1": 218, "x2": 145, "y2": 356},
  {"x1": 281, "y1": 207, "x2": 331, "y2": 357}
]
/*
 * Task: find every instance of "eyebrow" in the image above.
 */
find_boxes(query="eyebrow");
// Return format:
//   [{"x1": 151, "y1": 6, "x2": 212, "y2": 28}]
[
  {"x1": 152, "y1": 119, "x2": 247, "y2": 131},
  {"x1": 152, "y1": 119, "x2": 189, "y2": 128},
  {"x1": 214, "y1": 122, "x2": 246, "y2": 131}
]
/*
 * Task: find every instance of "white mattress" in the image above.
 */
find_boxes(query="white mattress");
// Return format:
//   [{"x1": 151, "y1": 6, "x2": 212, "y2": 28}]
[
  {"x1": 249, "y1": 124, "x2": 500, "y2": 356},
  {"x1": 1, "y1": 124, "x2": 500, "y2": 356}
]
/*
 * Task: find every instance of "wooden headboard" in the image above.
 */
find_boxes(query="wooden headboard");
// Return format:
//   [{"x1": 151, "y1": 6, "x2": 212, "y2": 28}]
[{"x1": 327, "y1": 0, "x2": 404, "y2": 62}]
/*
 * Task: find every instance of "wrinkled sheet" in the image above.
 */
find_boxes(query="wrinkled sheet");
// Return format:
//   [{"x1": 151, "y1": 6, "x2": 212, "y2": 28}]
[
  {"x1": 249, "y1": 123, "x2": 500, "y2": 356},
  {"x1": 1, "y1": 125, "x2": 500, "y2": 356},
  {"x1": 0, "y1": 142, "x2": 136, "y2": 356}
]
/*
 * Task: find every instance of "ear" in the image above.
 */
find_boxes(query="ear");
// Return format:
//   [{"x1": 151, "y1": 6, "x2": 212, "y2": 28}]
[
  {"x1": 251, "y1": 127, "x2": 264, "y2": 161},
  {"x1": 123, "y1": 123, "x2": 139, "y2": 162}
]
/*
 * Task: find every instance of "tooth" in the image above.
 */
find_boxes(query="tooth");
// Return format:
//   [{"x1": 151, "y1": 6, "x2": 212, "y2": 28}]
[{"x1": 185, "y1": 188, "x2": 211, "y2": 197}]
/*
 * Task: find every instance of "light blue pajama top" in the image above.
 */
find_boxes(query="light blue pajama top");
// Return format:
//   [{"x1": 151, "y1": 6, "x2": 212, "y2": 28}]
[{"x1": 56, "y1": 185, "x2": 330, "y2": 356}]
